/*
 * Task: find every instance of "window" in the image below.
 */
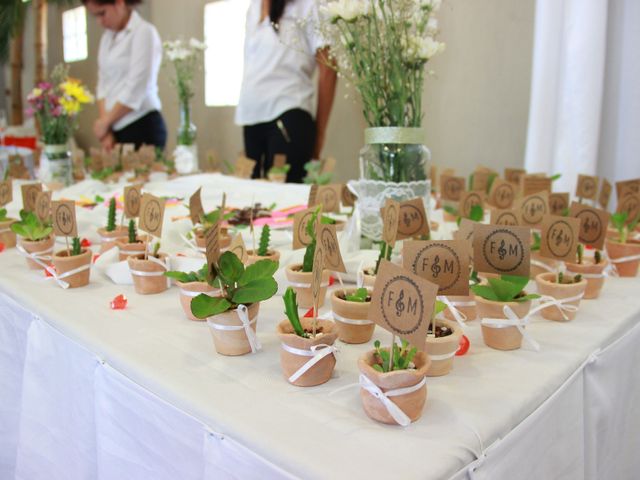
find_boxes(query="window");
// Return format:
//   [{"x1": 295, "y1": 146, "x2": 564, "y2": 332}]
[
  {"x1": 62, "y1": 6, "x2": 88, "y2": 63},
  {"x1": 204, "y1": 0, "x2": 250, "y2": 107}
]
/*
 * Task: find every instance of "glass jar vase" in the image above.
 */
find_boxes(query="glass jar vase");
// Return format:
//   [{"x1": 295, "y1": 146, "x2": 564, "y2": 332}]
[{"x1": 40, "y1": 144, "x2": 72, "y2": 186}]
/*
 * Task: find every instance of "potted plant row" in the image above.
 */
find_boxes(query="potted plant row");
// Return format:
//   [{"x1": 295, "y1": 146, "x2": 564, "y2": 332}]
[
  {"x1": 0, "y1": 207, "x2": 17, "y2": 248},
  {"x1": 52, "y1": 236, "x2": 92, "y2": 288},
  {"x1": 330, "y1": 287, "x2": 374, "y2": 344},
  {"x1": 116, "y1": 219, "x2": 148, "y2": 260},
  {"x1": 564, "y1": 244, "x2": 607, "y2": 299},
  {"x1": 128, "y1": 241, "x2": 169, "y2": 295},
  {"x1": 11, "y1": 211, "x2": 55, "y2": 269},
  {"x1": 425, "y1": 301, "x2": 462, "y2": 377},
  {"x1": 606, "y1": 212, "x2": 640, "y2": 277},
  {"x1": 535, "y1": 271, "x2": 587, "y2": 321},
  {"x1": 165, "y1": 263, "x2": 221, "y2": 321},
  {"x1": 246, "y1": 224, "x2": 280, "y2": 265},
  {"x1": 97, "y1": 197, "x2": 127, "y2": 253}
]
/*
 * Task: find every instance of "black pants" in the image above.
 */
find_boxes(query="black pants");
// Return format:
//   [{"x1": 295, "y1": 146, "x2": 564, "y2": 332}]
[
  {"x1": 113, "y1": 110, "x2": 168, "y2": 150},
  {"x1": 243, "y1": 108, "x2": 316, "y2": 183}
]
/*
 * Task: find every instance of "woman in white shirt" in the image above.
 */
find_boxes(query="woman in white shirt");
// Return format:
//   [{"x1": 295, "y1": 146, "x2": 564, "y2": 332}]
[
  {"x1": 83, "y1": 0, "x2": 166, "y2": 150},
  {"x1": 236, "y1": 0, "x2": 337, "y2": 183}
]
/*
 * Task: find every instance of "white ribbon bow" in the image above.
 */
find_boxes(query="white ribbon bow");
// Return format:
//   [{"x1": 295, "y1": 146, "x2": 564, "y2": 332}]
[
  {"x1": 437, "y1": 295, "x2": 468, "y2": 331},
  {"x1": 17, "y1": 244, "x2": 90, "y2": 289},
  {"x1": 281, "y1": 342, "x2": 338, "y2": 383},
  {"x1": 358, "y1": 374, "x2": 426, "y2": 427},
  {"x1": 207, "y1": 305, "x2": 261, "y2": 354},
  {"x1": 608, "y1": 253, "x2": 640, "y2": 276}
]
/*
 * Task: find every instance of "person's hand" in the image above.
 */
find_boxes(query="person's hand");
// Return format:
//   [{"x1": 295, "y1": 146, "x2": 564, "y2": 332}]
[
  {"x1": 93, "y1": 117, "x2": 111, "y2": 140},
  {"x1": 101, "y1": 132, "x2": 115, "y2": 151}
]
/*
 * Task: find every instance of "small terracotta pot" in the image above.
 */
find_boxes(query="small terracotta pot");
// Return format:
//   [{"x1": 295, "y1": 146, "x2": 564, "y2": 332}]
[
  {"x1": 267, "y1": 172, "x2": 286, "y2": 183},
  {"x1": 331, "y1": 289, "x2": 374, "y2": 344},
  {"x1": 425, "y1": 318, "x2": 462, "y2": 377},
  {"x1": 535, "y1": 272, "x2": 587, "y2": 321},
  {"x1": 97, "y1": 226, "x2": 128, "y2": 253},
  {"x1": 116, "y1": 235, "x2": 149, "y2": 261},
  {"x1": 476, "y1": 296, "x2": 532, "y2": 350},
  {"x1": 361, "y1": 268, "x2": 376, "y2": 288},
  {"x1": 284, "y1": 263, "x2": 330, "y2": 309},
  {"x1": 207, "y1": 303, "x2": 260, "y2": 356},
  {"x1": 195, "y1": 230, "x2": 231, "y2": 252},
  {"x1": 530, "y1": 251, "x2": 560, "y2": 279},
  {"x1": 443, "y1": 295, "x2": 477, "y2": 322},
  {"x1": 358, "y1": 350, "x2": 430, "y2": 425},
  {"x1": 277, "y1": 318, "x2": 337, "y2": 386},
  {"x1": 245, "y1": 249, "x2": 281, "y2": 266},
  {"x1": 606, "y1": 227, "x2": 618, "y2": 240},
  {"x1": 19, "y1": 235, "x2": 55, "y2": 270},
  {"x1": 127, "y1": 254, "x2": 169, "y2": 295},
  {"x1": 565, "y1": 259, "x2": 608, "y2": 299},
  {"x1": 52, "y1": 249, "x2": 92, "y2": 288},
  {"x1": 0, "y1": 219, "x2": 17, "y2": 248},
  {"x1": 176, "y1": 281, "x2": 221, "y2": 321},
  {"x1": 606, "y1": 239, "x2": 640, "y2": 277}
]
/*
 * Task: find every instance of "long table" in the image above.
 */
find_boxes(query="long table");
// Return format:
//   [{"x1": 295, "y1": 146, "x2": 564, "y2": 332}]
[{"x1": 1, "y1": 174, "x2": 639, "y2": 479}]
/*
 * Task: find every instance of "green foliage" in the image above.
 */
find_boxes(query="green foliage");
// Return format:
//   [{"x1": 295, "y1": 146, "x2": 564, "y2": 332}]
[
  {"x1": 557, "y1": 272, "x2": 582, "y2": 284},
  {"x1": 531, "y1": 232, "x2": 541, "y2": 252},
  {"x1": 70, "y1": 237, "x2": 82, "y2": 256},
  {"x1": 91, "y1": 167, "x2": 115, "y2": 181},
  {"x1": 577, "y1": 243, "x2": 584, "y2": 264},
  {"x1": 550, "y1": 173, "x2": 562, "y2": 182},
  {"x1": 372, "y1": 339, "x2": 418, "y2": 373},
  {"x1": 190, "y1": 251, "x2": 278, "y2": 319},
  {"x1": 433, "y1": 300, "x2": 447, "y2": 317},
  {"x1": 283, "y1": 287, "x2": 308, "y2": 338},
  {"x1": 468, "y1": 204, "x2": 484, "y2": 222},
  {"x1": 610, "y1": 212, "x2": 640, "y2": 244},
  {"x1": 199, "y1": 208, "x2": 234, "y2": 232},
  {"x1": 302, "y1": 207, "x2": 321, "y2": 273},
  {"x1": 486, "y1": 173, "x2": 498, "y2": 194},
  {"x1": 257, "y1": 224, "x2": 271, "y2": 257},
  {"x1": 594, "y1": 250, "x2": 602, "y2": 264},
  {"x1": 303, "y1": 160, "x2": 332, "y2": 185},
  {"x1": 106, "y1": 197, "x2": 117, "y2": 232},
  {"x1": 152, "y1": 241, "x2": 161, "y2": 257},
  {"x1": 128, "y1": 219, "x2": 137, "y2": 244},
  {"x1": 374, "y1": 240, "x2": 393, "y2": 275},
  {"x1": 165, "y1": 263, "x2": 219, "y2": 287},
  {"x1": 470, "y1": 275, "x2": 540, "y2": 303},
  {"x1": 345, "y1": 288, "x2": 369, "y2": 302},
  {"x1": 268, "y1": 164, "x2": 291, "y2": 175},
  {"x1": 0, "y1": 208, "x2": 8, "y2": 222},
  {"x1": 443, "y1": 205, "x2": 458, "y2": 217},
  {"x1": 10, "y1": 211, "x2": 53, "y2": 241},
  {"x1": 320, "y1": 215, "x2": 336, "y2": 225},
  {"x1": 469, "y1": 270, "x2": 481, "y2": 286}
]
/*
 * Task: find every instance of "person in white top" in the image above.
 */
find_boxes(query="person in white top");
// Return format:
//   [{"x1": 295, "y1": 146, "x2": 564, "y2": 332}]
[
  {"x1": 83, "y1": 0, "x2": 166, "y2": 151},
  {"x1": 235, "y1": 0, "x2": 337, "y2": 183}
]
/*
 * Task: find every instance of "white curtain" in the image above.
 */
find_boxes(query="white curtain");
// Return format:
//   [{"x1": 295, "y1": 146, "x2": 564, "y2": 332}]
[{"x1": 524, "y1": 0, "x2": 640, "y2": 197}]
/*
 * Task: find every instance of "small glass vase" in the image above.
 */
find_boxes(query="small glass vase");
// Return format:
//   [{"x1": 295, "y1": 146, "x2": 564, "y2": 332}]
[
  {"x1": 177, "y1": 99, "x2": 197, "y2": 146},
  {"x1": 40, "y1": 144, "x2": 72, "y2": 186},
  {"x1": 175, "y1": 99, "x2": 199, "y2": 174}
]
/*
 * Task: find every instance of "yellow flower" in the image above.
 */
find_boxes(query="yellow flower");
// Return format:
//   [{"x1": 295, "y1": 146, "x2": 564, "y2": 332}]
[
  {"x1": 31, "y1": 88, "x2": 43, "y2": 98},
  {"x1": 60, "y1": 80, "x2": 94, "y2": 104},
  {"x1": 60, "y1": 97, "x2": 81, "y2": 115}
]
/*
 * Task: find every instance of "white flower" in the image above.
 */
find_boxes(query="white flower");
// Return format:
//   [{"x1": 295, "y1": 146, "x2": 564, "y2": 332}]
[
  {"x1": 420, "y1": 0, "x2": 442, "y2": 11},
  {"x1": 404, "y1": 35, "x2": 445, "y2": 62},
  {"x1": 189, "y1": 38, "x2": 206, "y2": 51},
  {"x1": 323, "y1": 0, "x2": 369, "y2": 22},
  {"x1": 167, "y1": 47, "x2": 192, "y2": 61},
  {"x1": 426, "y1": 17, "x2": 438, "y2": 35}
]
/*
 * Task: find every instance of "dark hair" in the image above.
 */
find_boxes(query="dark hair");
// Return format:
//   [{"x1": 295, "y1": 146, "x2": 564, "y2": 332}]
[
  {"x1": 270, "y1": 0, "x2": 291, "y2": 32},
  {"x1": 81, "y1": 0, "x2": 143, "y2": 5}
]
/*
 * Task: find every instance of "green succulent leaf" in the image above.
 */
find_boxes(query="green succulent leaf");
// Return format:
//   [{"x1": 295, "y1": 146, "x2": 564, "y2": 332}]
[
  {"x1": 190, "y1": 295, "x2": 232, "y2": 319},
  {"x1": 345, "y1": 287, "x2": 369, "y2": 302},
  {"x1": 433, "y1": 300, "x2": 447, "y2": 317},
  {"x1": 514, "y1": 293, "x2": 541, "y2": 303},
  {"x1": 0, "y1": 208, "x2": 8, "y2": 221},
  {"x1": 283, "y1": 287, "x2": 307, "y2": 338},
  {"x1": 487, "y1": 277, "x2": 521, "y2": 302},
  {"x1": 231, "y1": 278, "x2": 278, "y2": 304},
  {"x1": 469, "y1": 204, "x2": 484, "y2": 222},
  {"x1": 238, "y1": 259, "x2": 278, "y2": 286},
  {"x1": 218, "y1": 251, "x2": 245, "y2": 283},
  {"x1": 470, "y1": 284, "x2": 499, "y2": 301}
]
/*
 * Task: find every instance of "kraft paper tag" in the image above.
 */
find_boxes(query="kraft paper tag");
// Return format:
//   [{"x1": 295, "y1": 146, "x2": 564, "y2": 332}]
[
  {"x1": 311, "y1": 241, "x2": 325, "y2": 312},
  {"x1": 598, "y1": 179, "x2": 612, "y2": 210},
  {"x1": 139, "y1": 193, "x2": 165, "y2": 238},
  {"x1": 490, "y1": 209, "x2": 520, "y2": 226},
  {"x1": 189, "y1": 187, "x2": 204, "y2": 225},
  {"x1": 549, "y1": 193, "x2": 569, "y2": 216},
  {"x1": 122, "y1": 152, "x2": 139, "y2": 171},
  {"x1": 307, "y1": 184, "x2": 318, "y2": 207},
  {"x1": 313, "y1": 185, "x2": 341, "y2": 213},
  {"x1": 505, "y1": 168, "x2": 526, "y2": 185},
  {"x1": 317, "y1": 223, "x2": 346, "y2": 273},
  {"x1": 518, "y1": 191, "x2": 549, "y2": 228},
  {"x1": 72, "y1": 149, "x2": 85, "y2": 168},
  {"x1": 454, "y1": 218, "x2": 476, "y2": 264},
  {"x1": 521, "y1": 175, "x2": 552, "y2": 196},
  {"x1": 51, "y1": 200, "x2": 78, "y2": 238},
  {"x1": 369, "y1": 260, "x2": 438, "y2": 351},
  {"x1": 21, "y1": 183, "x2": 43, "y2": 213},
  {"x1": 0, "y1": 180, "x2": 12, "y2": 207},
  {"x1": 205, "y1": 222, "x2": 220, "y2": 269},
  {"x1": 615, "y1": 179, "x2": 640, "y2": 201},
  {"x1": 234, "y1": 157, "x2": 256, "y2": 178},
  {"x1": 616, "y1": 193, "x2": 640, "y2": 224},
  {"x1": 471, "y1": 171, "x2": 491, "y2": 192},
  {"x1": 569, "y1": 202, "x2": 610, "y2": 250},
  {"x1": 89, "y1": 148, "x2": 104, "y2": 172},
  {"x1": 138, "y1": 145, "x2": 156, "y2": 166},
  {"x1": 473, "y1": 224, "x2": 531, "y2": 277},
  {"x1": 124, "y1": 185, "x2": 143, "y2": 218},
  {"x1": 273, "y1": 154, "x2": 286, "y2": 168},
  {"x1": 440, "y1": 175, "x2": 465, "y2": 201},
  {"x1": 228, "y1": 234, "x2": 248, "y2": 264},
  {"x1": 488, "y1": 178, "x2": 517, "y2": 209},
  {"x1": 382, "y1": 198, "x2": 400, "y2": 247},
  {"x1": 34, "y1": 191, "x2": 52, "y2": 223},
  {"x1": 576, "y1": 175, "x2": 599, "y2": 200},
  {"x1": 292, "y1": 207, "x2": 317, "y2": 250},
  {"x1": 320, "y1": 157, "x2": 336, "y2": 174},
  {"x1": 397, "y1": 198, "x2": 430, "y2": 240},
  {"x1": 403, "y1": 240, "x2": 470, "y2": 296},
  {"x1": 205, "y1": 149, "x2": 220, "y2": 171},
  {"x1": 539, "y1": 215, "x2": 581, "y2": 262},
  {"x1": 341, "y1": 184, "x2": 357, "y2": 207},
  {"x1": 7, "y1": 155, "x2": 29, "y2": 179},
  {"x1": 459, "y1": 191, "x2": 484, "y2": 219}
]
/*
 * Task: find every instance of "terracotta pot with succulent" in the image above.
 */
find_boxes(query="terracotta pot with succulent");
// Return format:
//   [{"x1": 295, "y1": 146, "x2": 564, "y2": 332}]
[
  {"x1": 97, "y1": 197, "x2": 127, "y2": 253},
  {"x1": 535, "y1": 271, "x2": 587, "y2": 322},
  {"x1": 606, "y1": 212, "x2": 640, "y2": 277},
  {"x1": 246, "y1": 224, "x2": 280, "y2": 266},
  {"x1": 331, "y1": 287, "x2": 374, "y2": 344},
  {"x1": 52, "y1": 237, "x2": 92, "y2": 288},
  {"x1": 116, "y1": 219, "x2": 148, "y2": 261},
  {"x1": 127, "y1": 242, "x2": 170, "y2": 295},
  {"x1": 267, "y1": 164, "x2": 290, "y2": 183},
  {"x1": 425, "y1": 301, "x2": 462, "y2": 377},
  {"x1": 285, "y1": 209, "x2": 330, "y2": 308},
  {"x1": 530, "y1": 232, "x2": 560, "y2": 278},
  {"x1": 11, "y1": 211, "x2": 55, "y2": 269},
  {"x1": 277, "y1": 287, "x2": 338, "y2": 386},
  {"x1": 444, "y1": 270, "x2": 480, "y2": 323},
  {"x1": 0, "y1": 207, "x2": 17, "y2": 248},
  {"x1": 191, "y1": 251, "x2": 278, "y2": 356},
  {"x1": 165, "y1": 263, "x2": 221, "y2": 321},
  {"x1": 565, "y1": 245, "x2": 607, "y2": 299},
  {"x1": 471, "y1": 275, "x2": 540, "y2": 351},
  {"x1": 193, "y1": 209, "x2": 232, "y2": 252},
  {"x1": 358, "y1": 339, "x2": 430, "y2": 426}
]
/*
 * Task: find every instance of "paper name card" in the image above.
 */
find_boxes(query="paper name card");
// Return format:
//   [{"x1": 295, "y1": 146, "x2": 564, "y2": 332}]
[
  {"x1": 549, "y1": 193, "x2": 569, "y2": 216},
  {"x1": 471, "y1": 170, "x2": 491, "y2": 192},
  {"x1": 138, "y1": 145, "x2": 156, "y2": 166},
  {"x1": 569, "y1": 202, "x2": 610, "y2": 250},
  {"x1": 189, "y1": 187, "x2": 205, "y2": 225},
  {"x1": 518, "y1": 191, "x2": 549, "y2": 228},
  {"x1": 369, "y1": 260, "x2": 438, "y2": 351},
  {"x1": 228, "y1": 234, "x2": 248, "y2": 264},
  {"x1": 205, "y1": 222, "x2": 220, "y2": 268},
  {"x1": 615, "y1": 178, "x2": 640, "y2": 201},
  {"x1": 459, "y1": 191, "x2": 484, "y2": 219},
  {"x1": 539, "y1": 215, "x2": 581, "y2": 262},
  {"x1": 122, "y1": 152, "x2": 139, "y2": 171},
  {"x1": 341, "y1": 184, "x2": 357, "y2": 207},
  {"x1": 576, "y1": 175, "x2": 599, "y2": 200},
  {"x1": 320, "y1": 157, "x2": 337, "y2": 174},
  {"x1": 139, "y1": 193, "x2": 165, "y2": 238},
  {"x1": 490, "y1": 209, "x2": 520, "y2": 226},
  {"x1": 382, "y1": 198, "x2": 400, "y2": 247},
  {"x1": 7, "y1": 155, "x2": 29, "y2": 179},
  {"x1": 505, "y1": 168, "x2": 526, "y2": 185},
  {"x1": 292, "y1": 207, "x2": 317, "y2": 250},
  {"x1": 403, "y1": 240, "x2": 470, "y2": 296},
  {"x1": 51, "y1": 200, "x2": 78, "y2": 238},
  {"x1": 440, "y1": 175, "x2": 465, "y2": 202},
  {"x1": 0, "y1": 180, "x2": 12, "y2": 206},
  {"x1": 21, "y1": 183, "x2": 43, "y2": 213},
  {"x1": 311, "y1": 241, "x2": 325, "y2": 312},
  {"x1": 521, "y1": 175, "x2": 552, "y2": 196},
  {"x1": 124, "y1": 185, "x2": 142, "y2": 218},
  {"x1": 317, "y1": 223, "x2": 346, "y2": 273},
  {"x1": 598, "y1": 179, "x2": 612, "y2": 210},
  {"x1": 488, "y1": 178, "x2": 517, "y2": 209},
  {"x1": 35, "y1": 191, "x2": 52, "y2": 223},
  {"x1": 311, "y1": 184, "x2": 341, "y2": 213},
  {"x1": 473, "y1": 224, "x2": 531, "y2": 277},
  {"x1": 234, "y1": 157, "x2": 257, "y2": 179},
  {"x1": 454, "y1": 218, "x2": 477, "y2": 264},
  {"x1": 616, "y1": 193, "x2": 640, "y2": 224},
  {"x1": 89, "y1": 148, "x2": 104, "y2": 172},
  {"x1": 397, "y1": 198, "x2": 430, "y2": 240}
]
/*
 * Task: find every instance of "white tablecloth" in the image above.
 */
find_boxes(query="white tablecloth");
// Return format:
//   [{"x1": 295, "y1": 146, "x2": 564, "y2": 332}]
[{"x1": 1, "y1": 174, "x2": 639, "y2": 479}]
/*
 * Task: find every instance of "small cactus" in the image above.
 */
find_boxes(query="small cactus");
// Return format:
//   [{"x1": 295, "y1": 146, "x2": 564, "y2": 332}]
[
  {"x1": 106, "y1": 197, "x2": 117, "y2": 232},
  {"x1": 128, "y1": 219, "x2": 137, "y2": 244},
  {"x1": 71, "y1": 237, "x2": 82, "y2": 256}
]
